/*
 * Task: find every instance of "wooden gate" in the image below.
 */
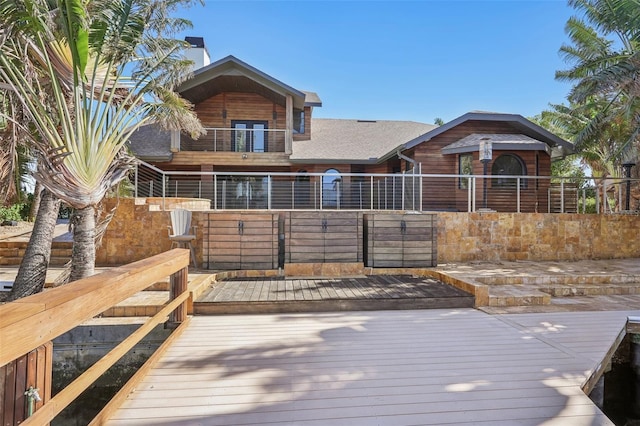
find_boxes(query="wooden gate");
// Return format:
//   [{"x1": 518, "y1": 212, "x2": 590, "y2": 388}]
[
  {"x1": 364, "y1": 213, "x2": 437, "y2": 267},
  {"x1": 204, "y1": 212, "x2": 279, "y2": 270},
  {"x1": 285, "y1": 212, "x2": 363, "y2": 264}
]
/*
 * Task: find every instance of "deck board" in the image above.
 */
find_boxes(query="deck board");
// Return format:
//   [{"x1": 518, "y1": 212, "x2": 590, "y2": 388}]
[
  {"x1": 195, "y1": 275, "x2": 475, "y2": 314},
  {"x1": 106, "y1": 308, "x2": 638, "y2": 425}
]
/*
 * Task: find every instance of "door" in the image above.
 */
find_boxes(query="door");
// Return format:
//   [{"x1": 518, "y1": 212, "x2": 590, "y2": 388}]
[{"x1": 232, "y1": 120, "x2": 268, "y2": 152}]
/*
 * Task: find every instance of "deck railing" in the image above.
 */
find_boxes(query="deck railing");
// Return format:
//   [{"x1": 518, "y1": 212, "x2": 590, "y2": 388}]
[
  {"x1": 182, "y1": 127, "x2": 288, "y2": 153},
  {"x1": 0, "y1": 249, "x2": 191, "y2": 425},
  {"x1": 134, "y1": 161, "x2": 639, "y2": 214}
]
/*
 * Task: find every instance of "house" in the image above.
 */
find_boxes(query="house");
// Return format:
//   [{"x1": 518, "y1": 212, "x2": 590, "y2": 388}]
[{"x1": 129, "y1": 38, "x2": 573, "y2": 213}]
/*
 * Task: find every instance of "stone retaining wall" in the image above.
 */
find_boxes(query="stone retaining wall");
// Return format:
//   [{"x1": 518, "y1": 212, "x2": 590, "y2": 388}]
[
  {"x1": 437, "y1": 212, "x2": 640, "y2": 262},
  {"x1": 96, "y1": 198, "x2": 640, "y2": 266}
]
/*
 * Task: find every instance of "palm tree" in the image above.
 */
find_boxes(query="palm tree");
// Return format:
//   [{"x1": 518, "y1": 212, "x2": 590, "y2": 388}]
[
  {"x1": 539, "y1": 100, "x2": 632, "y2": 211},
  {"x1": 556, "y1": 0, "x2": 640, "y2": 163},
  {"x1": 0, "y1": 0, "x2": 204, "y2": 286}
]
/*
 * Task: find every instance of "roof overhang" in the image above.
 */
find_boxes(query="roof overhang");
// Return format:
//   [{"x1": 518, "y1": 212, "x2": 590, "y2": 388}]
[
  {"x1": 400, "y1": 112, "x2": 574, "y2": 161},
  {"x1": 178, "y1": 55, "x2": 316, "y2": 109},
  {"x1": 441, "y1": 133, "x2": 551, "y2": 156}
]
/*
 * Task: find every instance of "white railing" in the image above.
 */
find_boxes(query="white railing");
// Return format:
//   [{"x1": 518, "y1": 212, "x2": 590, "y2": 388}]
[
  {"x1": 184, "y1": 127, "x2": 289, "y2": 153},
  {"x1": 133, "y1": 161, "x2": 639, "y2": 214}
]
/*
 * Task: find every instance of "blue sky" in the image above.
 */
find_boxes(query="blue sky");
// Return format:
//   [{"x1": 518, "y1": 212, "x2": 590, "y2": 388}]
[{"x1": 176, "y1": 1, "x2": 576, "y2": 124}]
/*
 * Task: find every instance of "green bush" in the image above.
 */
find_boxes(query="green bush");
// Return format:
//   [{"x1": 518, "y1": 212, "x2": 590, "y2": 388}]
[{"x1": 0, "y1": 203, "x2": 25, "y2": 222}]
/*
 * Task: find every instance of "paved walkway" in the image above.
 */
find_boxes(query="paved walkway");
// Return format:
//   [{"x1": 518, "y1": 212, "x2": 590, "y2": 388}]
[{"x1": 106, "y1": 308, "x2": 638, "y2": 425}]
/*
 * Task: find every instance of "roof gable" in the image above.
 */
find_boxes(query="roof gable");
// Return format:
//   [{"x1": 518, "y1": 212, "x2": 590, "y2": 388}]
[
  {"x1": 178, "y1": 55, "x2": 320, "y2": 109},
  {"x1": 401, "y1": 112, "x2": 573, "y2": 159}
]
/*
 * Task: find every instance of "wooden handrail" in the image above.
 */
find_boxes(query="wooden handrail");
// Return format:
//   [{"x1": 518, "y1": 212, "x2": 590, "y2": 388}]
[{"x1": 0, "y1": 249, "x2": 190, "y2": 424}]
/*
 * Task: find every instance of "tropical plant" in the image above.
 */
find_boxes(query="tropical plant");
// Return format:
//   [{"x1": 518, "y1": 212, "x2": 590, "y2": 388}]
[
  {"x1": 556, "y1": 0, "x2": 640, "y2": 165},
  {"x1": 0, "y1": 0, "x2": 204, "y2": 285}
]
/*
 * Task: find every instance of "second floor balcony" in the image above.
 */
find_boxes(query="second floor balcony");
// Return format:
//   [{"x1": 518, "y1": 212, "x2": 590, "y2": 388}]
[{"x1": 180, "y1": 126, "x2": 289, "y2": 154}]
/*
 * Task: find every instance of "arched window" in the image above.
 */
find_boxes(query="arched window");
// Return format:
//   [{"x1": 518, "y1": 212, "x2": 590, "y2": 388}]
[
  {"x1": 322, "y1": 169, "x2": 341, "y2": 208},
  {"x1": 492, "y1": 154, "x2": 527, "y2": 188}
]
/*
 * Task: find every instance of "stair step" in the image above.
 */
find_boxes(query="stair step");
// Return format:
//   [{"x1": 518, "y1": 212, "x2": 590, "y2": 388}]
[
  {"x1": 541, "y1": 283, "x2": 640, "y2": 297},
  {"x1": 487, "y1": 285, "x2": 551, "y2": 307}
]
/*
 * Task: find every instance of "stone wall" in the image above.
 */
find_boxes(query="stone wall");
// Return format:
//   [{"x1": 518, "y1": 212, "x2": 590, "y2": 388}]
[
  {"x1": 437, "y1": 212, "x2": 640, "y2": 262},
  {"x1": 97, "y1": 198, "x2": 640, "y2": 266},
  {"x1": 96, "y1": 197, "x2": 209, "y2": 265}
]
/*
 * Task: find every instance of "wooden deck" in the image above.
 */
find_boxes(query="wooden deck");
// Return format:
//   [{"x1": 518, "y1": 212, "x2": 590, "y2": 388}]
[
  {"x1": 106, "y1": 308, "x2": 639, "y2": 425},
  {"x1": 195, "y1": 275, "x2": 474, "y2": 314}
]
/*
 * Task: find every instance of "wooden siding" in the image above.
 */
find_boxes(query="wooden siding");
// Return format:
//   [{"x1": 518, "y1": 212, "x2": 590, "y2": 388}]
[
  {"x1": 168, "y1": 152, "x2": 292, "y2": 168},
  {"x1": 204, "y1": 212, "x2": 279, "y2": 270},
  {"x1": 182, "y1": 92, "x2": 287, "y2": 153},
  {"x1": 106, "y1": 309, "x2": 638, "y2": 425},
  {"x1": 364, "y1": 213, "x2": 437, "y2": 267},
  {"x1": 411, "y1": 121, "x2": 553, "y2": 212},
  {"x1": 285, "y1": 212, "x2": 363, "y2": 264}
]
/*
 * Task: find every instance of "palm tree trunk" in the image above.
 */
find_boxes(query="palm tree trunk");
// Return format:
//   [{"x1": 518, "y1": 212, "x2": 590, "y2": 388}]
[
  {"x1": 70, "y1": 205, "x2": 95, "y2": 281},
  {"x1": 28, "y1": 181, "x2": 42, "y2": 222},
  {"x1": 8, "y1": 189, "x2": 60, "y2": 301}
]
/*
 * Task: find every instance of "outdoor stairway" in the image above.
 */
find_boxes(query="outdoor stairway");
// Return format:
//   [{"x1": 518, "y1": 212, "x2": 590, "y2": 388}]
[
  {"x1": 0, "y1": 241, "x2": 72, "y2": 266},
  {"x1": 436, "y1": 260, "x2": 640, "y2": 308}
]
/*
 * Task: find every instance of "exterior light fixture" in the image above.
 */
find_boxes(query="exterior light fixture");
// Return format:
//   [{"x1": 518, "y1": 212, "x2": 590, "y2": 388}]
[{"x1": 479, "y1": 137, "x2": 492, "y2": 210}]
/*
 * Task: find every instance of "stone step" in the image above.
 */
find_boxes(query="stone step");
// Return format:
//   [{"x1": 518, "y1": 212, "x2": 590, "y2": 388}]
[
  {"x1": 540, "y1": 282, "x2": 640, "y2": 297},
  {"x1": 0, "y1": 241, "x2": 72, "y2": 266},
  {"x1": 487, "y1": 285, "x2": 551, "y2": 307},
  {"x1": 479, "y1": 274, "x2": 640, "y2": 286}
]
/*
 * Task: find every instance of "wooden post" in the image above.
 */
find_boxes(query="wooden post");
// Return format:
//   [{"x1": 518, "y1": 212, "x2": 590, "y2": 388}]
[
  {"x1": 168, "y1": 267, "x2": 188, "y2": 327},
  {"x1": 1, "y1": 342, "x2": 52, "y2": 425}
]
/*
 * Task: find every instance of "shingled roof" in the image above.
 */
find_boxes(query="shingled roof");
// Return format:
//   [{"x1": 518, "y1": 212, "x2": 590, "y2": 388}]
[
  {"x1": 290, "y1": 119, "x2": 436, "y2": 163},
  {"x1": 127, "y1": 125, "x2": 172, "y2": 162}
]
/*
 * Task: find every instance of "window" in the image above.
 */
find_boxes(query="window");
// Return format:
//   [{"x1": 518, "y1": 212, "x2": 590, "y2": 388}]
[
  {"x1": 232, "y1": 120, "x2": 268, "y2": 152},
  {"x1": 491, "y1": 154, "x2": 527, "y2": 188},
  {"x1": 293, "y1": 110, "x2": 305, "y2": 134},
  {"x1": 459, "y1": 153, "x2": 473, "y2": 189},
  {"x1": 322, "y1": 169, "x2": 341, "y2": 208}
]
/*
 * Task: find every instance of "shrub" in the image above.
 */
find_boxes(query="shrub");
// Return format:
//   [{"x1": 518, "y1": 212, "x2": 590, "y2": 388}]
[{"x1": 0, "y1": 203, "x2": 25, "y2": 222}]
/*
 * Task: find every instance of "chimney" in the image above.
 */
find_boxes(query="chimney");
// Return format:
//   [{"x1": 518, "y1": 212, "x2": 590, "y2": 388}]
[{"x1": 184, "y1": 36, "x2": 211, "y2": 70}]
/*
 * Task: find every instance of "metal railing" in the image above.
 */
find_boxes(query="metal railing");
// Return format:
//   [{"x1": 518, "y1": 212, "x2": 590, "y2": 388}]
[
  {"x1": 133, "y1": 161, "x2": 639, "y2": 214},
  {"x1": 183, "y1": 127, "x2": 288, "y2": 153}
]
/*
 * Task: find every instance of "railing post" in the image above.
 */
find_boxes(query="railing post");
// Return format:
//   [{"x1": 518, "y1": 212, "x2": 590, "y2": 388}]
[
  {"x1": 468, "y1": 178, "x2": 472, "y2": 212},
  {"x1": 162, "y1": 174, "x2": 166, "y2": 211},
  {"x1": 268, "y1": 175, "x2": 272, "y2": 209},
  {"x1": 134, "y1": 163, "x2": 138, "y2": 198},
  {"x1": 517, "y1": 177, "x2": 521, "y2": 213},
  {"x1": 401, "y1": 174, "x2": 405, "y2": 211},
  {"x1": 560, "y1": 180, "x2": 565, "y2": 213},
  {"x1": 370, "y1": 176, "x2": 374, "y2": 210},
  {"x1": 472, "y1": 177, "x2": 476, "y2": 212},
  {"x1": 291, "y1": 180, "x2": 295, "y2": 209},
  {"x1": 168, "y1": 267, "x2": 188, "y2": 327}
]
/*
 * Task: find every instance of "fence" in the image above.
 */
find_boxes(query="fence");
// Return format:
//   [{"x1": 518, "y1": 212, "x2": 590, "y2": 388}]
[{"x1": 133, "y1": 161, "x2": 639, "y2": 214}]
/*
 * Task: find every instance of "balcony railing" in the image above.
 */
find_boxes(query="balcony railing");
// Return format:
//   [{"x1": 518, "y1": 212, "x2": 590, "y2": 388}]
[
  {"x1": 134, "y1": 161, "x2": 639, "y2": 214},
  {"x1": 181, "y1": 127, "x2": 289, "y2": 153}
]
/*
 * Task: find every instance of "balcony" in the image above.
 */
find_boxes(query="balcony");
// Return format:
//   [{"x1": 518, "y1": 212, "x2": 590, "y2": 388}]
[{"x1": 180, "y1": 127, "x2": 289, "y2": 154}]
